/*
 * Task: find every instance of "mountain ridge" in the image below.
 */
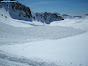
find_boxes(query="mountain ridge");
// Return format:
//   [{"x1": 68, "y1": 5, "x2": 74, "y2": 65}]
[{"x1": 0, "y1": 1, "x2": 64, "y2": 24}]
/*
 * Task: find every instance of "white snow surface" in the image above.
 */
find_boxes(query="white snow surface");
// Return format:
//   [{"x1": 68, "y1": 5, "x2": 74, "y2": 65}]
[{"x1": 0, "y1": 6, "x2": 88, "y2": 66}]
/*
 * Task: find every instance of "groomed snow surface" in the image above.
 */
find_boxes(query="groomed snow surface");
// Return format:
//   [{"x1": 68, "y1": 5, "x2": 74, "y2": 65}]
[{"x1": 0, "y1": 7, "x2": 88, "y2": 66}]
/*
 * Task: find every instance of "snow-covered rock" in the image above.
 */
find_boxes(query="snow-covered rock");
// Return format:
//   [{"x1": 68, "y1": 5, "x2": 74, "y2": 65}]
[
  {"x1": 0, "y1": 2, "x2": 33, "y2": 21},
  {"x1": 33, "y1": 12, "x2": 64, "y2": 24}
]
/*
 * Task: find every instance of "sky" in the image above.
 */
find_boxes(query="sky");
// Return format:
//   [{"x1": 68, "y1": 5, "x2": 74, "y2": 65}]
[{"x1": 6, "y1": 0, "x2": 88, "y2": 16}]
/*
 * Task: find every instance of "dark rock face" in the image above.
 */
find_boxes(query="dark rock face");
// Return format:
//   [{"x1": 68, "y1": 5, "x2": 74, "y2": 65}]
[
  {"x1": 34, "y1": 12, "x2": 64, "y2": 24},
  {"x1": 11, "y1": 2, "x2": 32, "y2": 19},
  {"x1": 85, "y1": 14, "x2": 88, "y2": 16},
  {"x1": 0, "y1": 2, "x2": 32, "y2": 21}
]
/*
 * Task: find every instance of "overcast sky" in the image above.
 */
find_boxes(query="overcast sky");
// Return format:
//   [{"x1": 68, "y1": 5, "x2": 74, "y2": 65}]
[{"x1": 6, "y1": 0, "x2": 88, "y2": 16}]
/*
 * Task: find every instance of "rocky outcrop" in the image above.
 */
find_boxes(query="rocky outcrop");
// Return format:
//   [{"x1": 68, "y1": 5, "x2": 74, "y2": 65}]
[
  {"x1": 11, "y1": 2, "x2": 32, "y2": 19},
  {"x1": 34, "y1": 12, "x2": 64, "y2": 24}
]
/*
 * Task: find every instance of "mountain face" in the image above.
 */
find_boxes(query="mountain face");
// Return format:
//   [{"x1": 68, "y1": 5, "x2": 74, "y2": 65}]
[
  {"x1": 0, "y1": 2, "x2": 64, "y2": 24},
  {"x1": 33, "y1": 12, "x2": 64, "y2": 24},
  {"x1": 11, "y1": 2, "x2": 32, "y2": 20},
  {"x1": 0, "y1": 2, "x2": 33, "y2": 21}
]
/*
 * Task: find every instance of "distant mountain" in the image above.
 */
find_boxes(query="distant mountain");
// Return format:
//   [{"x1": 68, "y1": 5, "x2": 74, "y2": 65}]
[
  {"x1": 73, "y1": 16, "x2": 82, "y2": 18},
  {"x1": 61, "y1": 14, "x2": 72, "y2": 19},
  {"x1": 54, "y1": 12, "x2": 61, "y2": 16},
  {"x1": 85, "y1": 14, "x2": 88, "y2": 16},
  {"x1": 54, "y1": 13, "x2": 84, "y2": 19},
  {"x1": 0, "y1": 1, "x2": 64, "y2": 24},
  {"x1": 52, "y1": 13, "x2": 73, "y2": 19}
]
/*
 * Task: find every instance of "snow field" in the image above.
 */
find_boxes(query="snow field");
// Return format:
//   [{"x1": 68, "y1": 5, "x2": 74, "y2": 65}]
[{"x1": 0, "y1": 4, "x2": 88, "y2": 66}]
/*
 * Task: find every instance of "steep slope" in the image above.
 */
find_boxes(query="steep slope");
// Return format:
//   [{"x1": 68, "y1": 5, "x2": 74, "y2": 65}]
[
  {"x1": 0, "y1": 6, "x2": 33, "y2": 27},
  {"x1": 0, "y1": 2, "x2": 33, "y2": 21},
  {"x1": 10, "y1": 2, "x2": 32, "y2": 21}
]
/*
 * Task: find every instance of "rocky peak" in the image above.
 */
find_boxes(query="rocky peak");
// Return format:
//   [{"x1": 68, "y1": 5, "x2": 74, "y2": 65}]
[
  {"x1": 35, "y1": 12, "x2": 64, "y2": 24},
  {"x1": 11, "y1": 2, "x2": 32, "y2": 18}
]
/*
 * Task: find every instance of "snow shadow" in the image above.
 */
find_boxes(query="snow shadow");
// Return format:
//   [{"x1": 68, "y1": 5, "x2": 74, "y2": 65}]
[{"x1": 0, "y1": 51, "x2": 58, "y2": 66}]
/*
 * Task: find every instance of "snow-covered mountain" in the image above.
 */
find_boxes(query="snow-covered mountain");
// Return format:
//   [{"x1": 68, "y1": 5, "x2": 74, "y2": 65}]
[
  {"x1": 0, "y1": 2, "x2": 33, "y2": 21},
  {"x1": 33, "y1": 12, "x2": 64, "y2": 24},
  {"x1": 53, "y1": 13, "x2": 72, "y2": 19},
  {"x1": 54, "y1": 12, "x2": 84, "y2": 19},
  {"x1": 61, "y1": 14, "x2": 73, "y2": 19},
  {"x1": 0, "y1": 2, "x2": 64, "y2": 24}
]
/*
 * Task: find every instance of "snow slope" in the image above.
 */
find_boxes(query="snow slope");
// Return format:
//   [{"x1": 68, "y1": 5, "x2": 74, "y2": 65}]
[
  {"x1": 0, "y1": 16, "x2": 88, "y2": 66},
  {"x1": 0, "y1": 32, "x2": 87, "y2": 66},
  {"x1": 0, "y1": 7, "x2": 33, "y2": 27},
  {"x1": 50, "y1": 17, "x2": 88, "y2": 31},
  {"x1": 0, "y1": 2, "x2": 88, "y2": 66}
]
